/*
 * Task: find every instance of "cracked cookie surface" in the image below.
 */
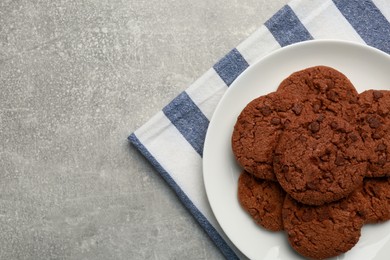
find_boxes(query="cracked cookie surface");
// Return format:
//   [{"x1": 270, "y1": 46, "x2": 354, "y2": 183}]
[
  {"x1": 282, "y1": 177, "x2": 390, "y2": 259},
  {"x1": 360, "y1": 177, "x2": 390, "y2": 223},
  {"x1": 357, "y1": 90, "x2": 390, "y2": 177},
  {"x1": 277, "y1": 65, "x2": 359, "y2": 124},
  {"x1": 232, "y1": 92, "x2": 296, "y2": 181},
  {"x1": 238, "y1": 171, "x2": 286, "y2": 231},
  {"x1": 274, "y1": 116, "x2": 367, "y2": 205},
  {"x1": 282, "y1": 192, "x2": 365, "y2": 260}
]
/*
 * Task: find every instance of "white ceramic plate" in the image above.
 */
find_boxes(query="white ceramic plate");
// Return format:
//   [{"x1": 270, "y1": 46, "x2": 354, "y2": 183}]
[{"x1": 203, "y1": 40, "x2": 390, "y2": 260}]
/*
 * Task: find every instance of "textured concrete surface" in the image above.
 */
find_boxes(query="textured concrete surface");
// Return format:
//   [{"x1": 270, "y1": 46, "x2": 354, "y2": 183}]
[{"x1": 0, "y1": 0, "x2": 289, "y2": 259}]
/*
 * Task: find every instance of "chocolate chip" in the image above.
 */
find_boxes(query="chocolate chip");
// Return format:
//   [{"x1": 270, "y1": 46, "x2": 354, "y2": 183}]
[
  {"x1": 338, "y1": 126, "x2": 347, "y2": 133},
  {"x1": 294, "y1": 240, "x2": 301, "y2": 247},
  {"x1": 323, "y1": 172, "x2": 333, "y2": 183},
  {"x1": 348, "y1": 133, "x2": 358, "y2": 142},
  {"x1": 264, "y1": 203, "x2": 276, "y2": 212},
  {"x1": 330, "y1": 121, "x2": 338, "y2": 129},
  {"x1": 376, "y1": 143, "x2": 387, "y2": 152},
  {"x1": 271, "y1": 117, "x2": 281, "y2": 125},
  {"x1": 372, "y1": 132, "x2": 383, "y2": 140},
  {"x1": 373, "y1": 91, "x2": 384, "y2": 101},
  {"x1": 356, "y1": 210, "x2": 365, "y2": 217},
  {"x1": 316, "y1": 114, "x2": 324, "y2": 122},
  {"x1": 378, "y1": 155, "x2": 387, "y2": 166},
  {"x1": 291, "y1": 218, "x2": 300, "y2": 226},
  {"x1": 298, "y1": 135, "x2": 307, "y2": 142},
  {"x1": 335, "y1": 155, "x2": 345, "y2": 166},
  {"x1": 260, "y1": 106, "x2": 272, "y2": 116},
  {"x1": 312, "y1": 101, "x2": 321, "y2": 113},
  {"x1": 339, "y1": 134, "x2": 347, "y2": 144},
  {"x1": 308, "y1": 121, "x2": 320, "y2": 133},
  {"x1": 292, "y1": 103, "x2": 303, "y2": 115},
  {"x1": 314, "y1": 81, "x2": 328, "y2": 92},
  {"x1": 281, "y1": 165, "x2": 289, "y2": 173},
  {"x1": 287, "y1": 230, "x2": 297, "y2": 237},
  {"x1": 327, "y1": 90, "x2": 339, "y2": 102},
  {"x1": 367, "y1": 116, "x2": 381, "y2": 129},
  {"x1": 305, "y1": 78, "x2": 314, "y2": 90},
  {"x1": 283, "y1": 119, "x2": 291, "y2": 128},
  {"x1": 248, "y1": 208, "x2": 257, "y2": 217},
  {"x1": 310, "y1": 156, "x2": 319, "y2": 165},
  {"x1": 326, "y1": 79, "x2": 335, "y2": 89},
  {"x1": 320, "y1": 154, "x2": 330, "y2": 162}
]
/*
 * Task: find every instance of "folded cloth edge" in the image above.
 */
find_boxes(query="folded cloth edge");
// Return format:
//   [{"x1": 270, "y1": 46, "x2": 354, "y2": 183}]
[{"x1": 128, "y1": 133, "x2": 239, "y2": 259}]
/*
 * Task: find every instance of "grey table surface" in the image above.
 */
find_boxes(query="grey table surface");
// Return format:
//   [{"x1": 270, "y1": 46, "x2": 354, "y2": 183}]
[{"x1": 1, "y1": 0, "x2": 290, "y2": 259}]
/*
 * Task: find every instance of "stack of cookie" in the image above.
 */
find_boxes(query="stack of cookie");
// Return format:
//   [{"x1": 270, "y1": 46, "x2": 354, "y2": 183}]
[{"x1": 232, "y1": 66, "x2": 390, "y2": 259}]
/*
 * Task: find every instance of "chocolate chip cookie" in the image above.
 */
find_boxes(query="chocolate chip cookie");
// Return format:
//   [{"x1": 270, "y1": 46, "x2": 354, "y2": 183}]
[
  {"x1": 283, "y1": 192, "x2": 365, "y2": 259},
  {"x1": 360, "y1": 177, "x2": 390, "y2": 223},
  {"x1": 238, "y1": 171, "x2": 286, "y2": 231}
]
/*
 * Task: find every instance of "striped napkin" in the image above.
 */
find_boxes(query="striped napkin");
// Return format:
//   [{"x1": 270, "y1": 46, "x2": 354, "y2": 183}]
[{"x1": 129, "y1": 0, "x2": 390, "y2": 258}]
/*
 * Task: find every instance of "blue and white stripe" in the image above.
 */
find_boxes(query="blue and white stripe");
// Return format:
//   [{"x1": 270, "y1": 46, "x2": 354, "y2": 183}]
[{"x1": 129, "y1": 0, "x2": 390, "y2": 258}]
